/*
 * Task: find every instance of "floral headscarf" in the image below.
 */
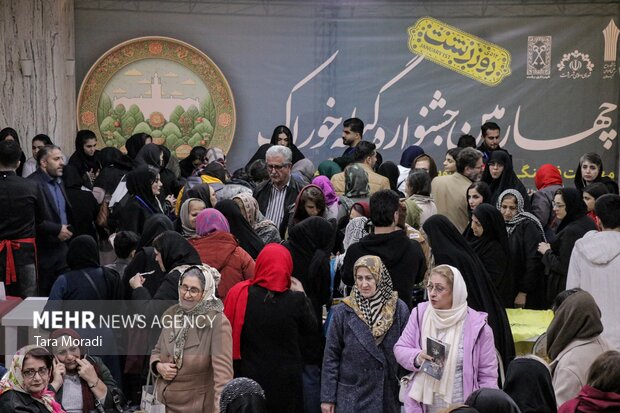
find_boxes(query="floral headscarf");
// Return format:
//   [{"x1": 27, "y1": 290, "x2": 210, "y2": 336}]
[
  {"x1": 343, "y1": 217, "x2": 369, "y2": 250},
  {"x1": 344, "y1": 164, "x2": 370, "y2": 198},
  {"x1": 170, "y1": 264, "x2": 223, "y2": 369},
  {"x1": 0, "y1": 345, "x2": 65, "y2": 413},
  {"x1": 344, "y1": 255, "x2": 398, "y2": 339},
  {"x1": 232, "y1": 193, "x2": 275, "y2": 231},
  {"x1": 195, "y1": 208, "x2": 230, "y2": 236}
]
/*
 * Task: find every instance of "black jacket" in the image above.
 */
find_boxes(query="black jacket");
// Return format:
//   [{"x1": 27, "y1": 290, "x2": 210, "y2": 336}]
[
  {"x1": 253, "y1": 177, "x2": 303, "y2": 238},
  {"x1": 0, "y1": 390, "x2": 52, "y2": 413},
  {"x1": 28, "y1": 169, "x2": 73, "y2": 247}
]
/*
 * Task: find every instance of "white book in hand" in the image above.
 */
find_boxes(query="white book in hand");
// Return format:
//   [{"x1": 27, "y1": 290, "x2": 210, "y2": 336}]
[{"x1": 421, "y1": 337, "x2": 450, "y2": 380}]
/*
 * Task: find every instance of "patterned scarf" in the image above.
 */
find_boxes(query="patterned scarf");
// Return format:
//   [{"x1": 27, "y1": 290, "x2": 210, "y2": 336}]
[
  {"x1": 169, "y1": 265, "x2": 223, "y2": 369},
  {"x1": 343, "y1": 217, "x2": 369, "y2": 250},
  {"x1": 232, "y1": 192, "x2": 276, "y2": 231},
  {"x1": 179, "y1": 198, "x2": 204, "y2": 238},
  {"x1": 343, "y1": 255, "x2": 398, "y2": 339},
  {"x1": 497, "y1": 189, "x2": 547, "y2": 241},
  {"x1": 0, "y1": 345, "x2": 65, "y2": 413}
]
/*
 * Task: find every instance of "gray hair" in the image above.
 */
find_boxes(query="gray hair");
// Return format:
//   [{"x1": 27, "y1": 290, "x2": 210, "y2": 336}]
[
  {"x1": 36, "y1": 144, "x2": 63, "y2": 165},
  {"x1": 456, "y1": 147, "x2": 483, "y2": 173},
  {"x1": 180, "y1": 267, "x2": 206, "y2": 290},
  {"x1": 266, "y1": 145, "x2": 292, "y2": 164}
]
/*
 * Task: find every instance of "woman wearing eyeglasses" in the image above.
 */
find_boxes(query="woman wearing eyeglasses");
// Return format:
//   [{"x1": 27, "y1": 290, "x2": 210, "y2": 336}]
[
  {"x1": 394, "y1": 265, "x2": 498, "y2": 413},
  {"x1": 0, "y1": 345, "x2": 65, "y2": 412},
  {"x1": 150, "y1": 265, "x2": 233, "y2": 413}
]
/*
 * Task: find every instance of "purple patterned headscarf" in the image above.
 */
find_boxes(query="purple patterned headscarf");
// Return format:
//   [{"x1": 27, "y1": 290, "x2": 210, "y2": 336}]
[
  {"x1": 195, "y1": 208, "x2": 230, "y2": 236},
  {"x1": 312, "y1": 175, "x2": 339, "y2": 206}
]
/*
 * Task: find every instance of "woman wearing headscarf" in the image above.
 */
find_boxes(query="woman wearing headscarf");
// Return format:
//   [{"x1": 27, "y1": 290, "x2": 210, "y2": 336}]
[
  {"x1": 223, "y1": 244, "x2": 317, "y2": 413},
  {"x1": 546, "y1": 289, "x2": 611, "y2": 407},
  {"x1": 317, "y1": 160, "x2": 342, "y2": 180},
  {"x1": 422, "y1": 215, "x2": 515, "y2": 369},
  {"x1": 124, "y1": 133, "x2": 151, "y2": 162},
  {"x1": 215, "y1": 200, "x2": 265, "y2": 260},
  {"x1": 463, "y1": 182, "x2": 492, "y2": 241},
  {"x1": 288, "y1": 184, "x2": 328, "y2": 233},
  {"x1": 404, "y1": 169, "x2": 437, "y2": 229},
  {"x1": 482, "y1": 151, "x2": 530, "y2": 210},
  {"x1": 23, "y1": 134, "x2": 53, "y2": 178},
  {"x1": 397, "y1": 145, "x2": 425, "y2": 193},
  {"x1": 219, "y1": 378, "x2": 267, "y2": 413},
  {"x1": 62, "y1": 164, "x2": 99, "y2": 240},
  {"x1": 394, "y1": 265, "x2": 499, "y2": 413},
  {"x1": 503, "y1": 357, "x2": 557, "y2": 413},
  {"x1": 67, "y1": 130, "x2": 101, "y2": 190},
  {"x1": 465, "y1": 389, "x2": 521, "y2": 413},
  {"x1": 179, "y1": 146, "x2": 207, "y2": 178},
  {"x1": 231, "y1": 193, "x2": 281, "y2": 245},
  {"x1": 0, "y1": 127, "x2": 26, "y2": 176},
  {"x1": 469, "y1": 204, "x2": 512, "y2": 307},
  {"x1": 582, "y1": 182, "x2": 608, "y2": 231},
  {"x1": 335, "y1": 216, "x2": 370, "y2": 270},
  {"x1": 321, "y1": 256, "x2": 409, "y2": 413},
  {"x1": 150, "y1": 265, "x2": 233, "y2": 412},
  {"x1": 291, "y1": 158, "x2": 316, "y2": 186},
  {"x1": 312, "y1": 176, "x2": 341, "y2": 221},
  {"x1": 532, "y1": 164, "x2": 563, "y2": 242},
  {"x1": 412, "y1": 154, "x2": 439, "y2": 181},
  {"x1": 93, "y1": 147, "x2": 133, "y2": 195},
  {"x1": 497, "y1": 189, "x2": 547, "y2": 309},
  {"x1": 246, "y1": 125, "x2": 305, "y2": 168},
  {"x1": 378, "y1": 161, "x2": 405, "y2": 197},
  {"x1": 159, "y1": 145, "x2": 181, "y2": 198},
  {"x1": 176, "y1": 198, "x2": 206, "y2": 238},
  {"x1": 113, "y1": 166, "x2": 167, "y2": 235},
  {"x1": 133, "y1": 143, "x2": 162, "y2": 170},
  {"x1": 0, "y1": 345, "x2": 64, "y2": 412},
  {"x1": 338, "y1": 164, "x2": 370, "y2": 216},
  {"x1": 189, "y1": 209, "x2": 255, "y2": 299},
  {"x1": 573, "y1": 152, "x2": 618, "y2": 195},
  {"x1": 538, "y1": 188, "x2": 597, "y2": 304},
  {"x1": 176, "y1": 182, "x2": 217, "y2": 215}
]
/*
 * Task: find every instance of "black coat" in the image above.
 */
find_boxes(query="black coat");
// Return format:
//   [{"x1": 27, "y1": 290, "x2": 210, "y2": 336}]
[
  {"x1": 342, "y1": 230, "x2": 426, "y2": 309},
  {"x1": 237, "y1": 285, "x2": 317, "y2": 413},
  {"x1": 0, "y1": 390, "x2": 52, "y2": 413},
  {"x1": 253, "y1": 178, "x2": 303, "y2": 238}
]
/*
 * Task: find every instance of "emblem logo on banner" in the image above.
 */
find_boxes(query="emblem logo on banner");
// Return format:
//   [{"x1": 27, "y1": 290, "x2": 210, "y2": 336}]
[
  {"x1": 557, "y1": 50, "x2": 594, "y2": 79},
  {"x1": 527, "y1": 36, "x2": 551, "y2": 79},
  {"x1": 602, "y1": 19, "x2": 619, "y2": 79},
  {"x1": 407, "y1": 17, "x2": 511, "y2": 86}
]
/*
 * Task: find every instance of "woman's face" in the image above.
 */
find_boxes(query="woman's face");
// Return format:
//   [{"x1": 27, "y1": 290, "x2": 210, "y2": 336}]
[
  {"x1": 82, "y1": 138, "x2": 97, "y2": 157},
  {"x1": 443, "y1": 154, "x2": 456, "y2": 173},
  {"x1": 583, "y1": 192, "x2": 596, "y2": 212},
  {"x1": 154, "y1": 248, "x2": 165, "y2": 271},
  {"x1": 277, "y1": 132, "x2": 290, "y2": 147},
  {"x1": 489, "y1": 161, "x2": 504, "y2": 180},
  {"x1": 304, "y1": 200, "x2": 319, "y2": 217},
  {"x1": 427, "y1": 273, "x2": 452, "y2": 310},
  {"x1": 151, "y1": 175, "x2": 162, "y2": 196},
  {"x1": 355, "y1": 267, "x2": 377, "y2": 298},
  {"x1": 188, "y1": 200, "x2": 206, "y2": 229},
  {"x1": 21, "y1": 356, "x2": 50, "y2": 394},
  {"x1": 581, "y1": 160, "x2": 600, "y2": 183},
  {"x1": 32, "y1": 139, "x2": 46, "y2": 158},
  {"x1": 500, "y1": 196, "x2": 518, "y2": 221},
  {"x1": 471, "y1": 214, "x2": 484, "y2": 237},
  {"x1": 209, "y1": 186, "x2": 217, "y2": 206},
  {"x1": 468, "y1": 188, "x2": 484, "y2": 210},
  {"x1": 179, "y1": 275, "x2": 203, "y2": 310},
  {"x1": 553, "y1": 193, "x2": 567, "y2": 221},
  {"x1": 414, "y1": 158, "x2": 430, "y2": 172}
]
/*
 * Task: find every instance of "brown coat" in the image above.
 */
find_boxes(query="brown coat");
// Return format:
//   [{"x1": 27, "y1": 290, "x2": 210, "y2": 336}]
[{"x1": 150, "y1": 305, "x2": 234, "y2": 413}]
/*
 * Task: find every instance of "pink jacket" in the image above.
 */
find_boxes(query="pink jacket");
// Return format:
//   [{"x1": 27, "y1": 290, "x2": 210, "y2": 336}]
[{"x1": 394, "y1": 302, "x2": 498, "y2": 412}]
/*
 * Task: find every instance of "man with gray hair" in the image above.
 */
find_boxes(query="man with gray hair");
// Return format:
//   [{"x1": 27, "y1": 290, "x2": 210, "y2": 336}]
[
  {"x1": 431, "y1": 147, "x2": 484, "y2": 232},
  {"x1": 253, "y1": 145, "x2": 303, "y2": 238}
]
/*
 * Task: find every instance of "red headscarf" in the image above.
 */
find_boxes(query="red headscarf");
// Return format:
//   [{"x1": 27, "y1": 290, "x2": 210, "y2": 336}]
[
  {"x1": 223, "y1": 243, "x2": 293, "y2": 359},
  {"x1": 559, "y1": 385, "x2": 620, "y2": 412},
  {"x1": 535, "y1": 164, "x2": 563, "y2": 190}
]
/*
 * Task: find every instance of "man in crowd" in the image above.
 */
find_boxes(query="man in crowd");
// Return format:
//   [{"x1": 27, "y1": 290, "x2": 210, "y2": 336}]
[
  {"x1": 342, "y1": 189, "x2": 426, "y2": 309},
  {"x1": 253, "y1": 145, "x2": 303, "y2": 238},
  {"x1": 431, "y1": 147, "x2": 484, "y2": 233},
  {"x1": 0, "y1": 140, "x2": 43, "y2": 297},
  {"x1": 330, "y1": 140, "x2": 390, "y2": 196},
  {"x1": 567, "y1": 194, "x2": 620, "y2": 350},
  {"x1": 29, "y1": 145, "x2": 73, "y2": 295},
  {"x1": 333, "y1": 117, "x2": 364, "y2": 170},
  {"x1": 478, "y1": 121, "x2": 509, "y2": 163}
]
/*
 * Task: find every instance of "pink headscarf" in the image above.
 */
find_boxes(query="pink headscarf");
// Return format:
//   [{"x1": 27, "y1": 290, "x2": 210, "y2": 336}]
[
  {"x1": 195, "y1": 208, "x2": 230, "y2": 236},
  {"x1": 312, "y1": 176, "x2": 339, "y2": 206}
]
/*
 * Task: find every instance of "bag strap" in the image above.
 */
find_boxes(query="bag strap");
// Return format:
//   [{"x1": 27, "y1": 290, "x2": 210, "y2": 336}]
[{"x1": 82, "y1": 270, "x2": 103, "y2": 300}]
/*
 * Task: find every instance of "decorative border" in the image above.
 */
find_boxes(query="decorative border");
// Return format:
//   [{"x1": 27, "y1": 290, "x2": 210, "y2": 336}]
[{"x1": 76, "y1": 36, "x2": 236, "y2": 155}]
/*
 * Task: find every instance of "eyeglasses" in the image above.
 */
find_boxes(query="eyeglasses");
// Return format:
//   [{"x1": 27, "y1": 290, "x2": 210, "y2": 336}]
[
  {"x1": 180, "y1": 285, "x2": 202, "y2": 297},
  {"x1": 266, "y1": 163, "x2": 289, "y2": 171},
  {"x1": 23, "y1": 367, "x2": 49, "y2": 379},
  {"x1": 552, "y1": 202, "x2": 566, "y2": 209},
  {"x1": 426, "y1": 284, "x2": 448, "y2": 294}
]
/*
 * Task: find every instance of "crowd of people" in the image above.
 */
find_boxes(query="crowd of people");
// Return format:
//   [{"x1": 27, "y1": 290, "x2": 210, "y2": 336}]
[{"x1": 0, "y1": 120, "x2": 619, "y2": 412}]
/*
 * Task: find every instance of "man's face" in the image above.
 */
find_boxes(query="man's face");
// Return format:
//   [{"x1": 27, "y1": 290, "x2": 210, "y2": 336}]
[
  {"x1": 266, "y1": 154, "x2": 291, "y2": 188},
  {"x1": 82, "y1": 138, "x2": 97, "y2": 157},
  {"x1": 365, "y1": 151, "x2": 378, "y2": 169},
  {"x1": 41, "y1": 149, "x2": 65, "y2": 177},
  {"x1": 342, "y1": 127, "x2": 360, "y2": 146},
  {"x1": 483, "y1": 129, "x2": 501, "y2": 150},
  {"x1": 464, "y1": 157, "x2": 483, "y2": 181}
]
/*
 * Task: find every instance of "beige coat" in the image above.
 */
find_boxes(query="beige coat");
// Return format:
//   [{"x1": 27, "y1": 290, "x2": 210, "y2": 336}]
[
  {"x1": 431, "y1": 172, "x2": 471, "y2": 233},
  {"x1": 150, "y1": 305, "x2": 233, "y2": 413},
  {"x1": 550, "y1": 335, "x2": 611, "y2": 406},
  {"x1": 331, "y1": 163, "x2": 390, "y2": 196}
]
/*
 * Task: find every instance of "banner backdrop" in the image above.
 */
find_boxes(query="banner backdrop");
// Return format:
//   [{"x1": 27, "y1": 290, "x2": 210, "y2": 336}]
[{"x1": 75, "y1": 2, "x2": 620, "y2": 187}]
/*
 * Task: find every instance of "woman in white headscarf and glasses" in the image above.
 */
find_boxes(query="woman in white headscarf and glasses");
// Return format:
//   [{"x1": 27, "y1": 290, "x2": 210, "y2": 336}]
[
  {"x1": 150, "y1": 265, "x2": 233, "y2": 413},
  {"x1": 394, "y1": 265, "x2": 498, "y2": 413}
]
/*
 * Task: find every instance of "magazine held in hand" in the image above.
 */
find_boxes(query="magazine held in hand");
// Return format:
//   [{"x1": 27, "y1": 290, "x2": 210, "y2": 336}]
[{"x1": 421, "y1": 337, "x2": 449, "y2": 380}]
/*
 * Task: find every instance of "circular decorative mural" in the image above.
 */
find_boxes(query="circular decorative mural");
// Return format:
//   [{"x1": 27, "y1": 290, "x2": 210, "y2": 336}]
[{"x1": 77, "y1": 36, "x2": 236, "y2": 158}]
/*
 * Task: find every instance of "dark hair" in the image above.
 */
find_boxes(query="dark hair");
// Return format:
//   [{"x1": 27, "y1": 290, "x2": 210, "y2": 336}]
[
  {"x1": 247, "y1": 159, "x2": 269, "y2": 184},
  {"x1": 412, "y1": 154, "x2": 438, "y2": 180},
  {"x1": 343, "y1": 118, "x2": 364, "y2": 136},
  {"x1": 406, "y1": 169, "x2": 432, "y2": 196},
  {"x1": 583, "y1": 182, "x2": 609, "y2": 200},
  {"x1": 231, "y1": 167, "x2": 251, "y2": 182},
  {"x1": 353, "y1": 141, "x2": 376, "y2": 162},
  {"x1": 370, "y1": 189, "x2": 400, "y2": 227},
  {"x1": 587, "y1": 350, "x2": 620, "y2": 393},
  {"x1": 456, "y1": 147, "x2": 483, "y2": 174},
  {"x1": 0, "y1": 127, "x2": 19, "y2": 142},
  {"x1": 36, "y1": 144, "x2": 62, "y2": 164},
  {"x1": 467, "y1": 181, "x2": 492, "y2": 211},
  {"x1": 187, "y1": 146, "x2": 207, "y2": 163},
  {"x1": 270, "y1": 125, "x2": 293, "y2": 147},
  {"x1": 552, "y1": 288, "x2": 582, "y2": 312},
  {"x1": 579, "y1": 152, "x2": 603, "y2": 170},
  {"x1": 32, "y1": 134, "x2": 53, "y2": 146},
  {"x1": 457, "y1": 134, "x2": 476, "y2": 148},
  {"x1": 447, "y1": 147, "x2": 462, "y2": 160},
  {"x1": 294, "y1": 186, "x2": 326, "y2": 222},
  {"x1": 113, "y1": 231, "x2": 139, "y2": 259},
  {"x1": 481, "y1": 122, "x2": 500, "y2": 136},
  {"x1": 595, "y1": 194, "x2": 620, "y2": 230},
  {"x1": 0, "y1": 140, "x2": 23, "y2": 167},
  {"x1": 24, "y1": 347, "x2": 53, "y2": 370}
]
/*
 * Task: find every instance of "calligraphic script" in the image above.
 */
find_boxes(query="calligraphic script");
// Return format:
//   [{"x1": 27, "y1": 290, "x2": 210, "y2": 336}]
[{"x1": 408, "y1": 17, "x2": 511, "y2": 86}]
